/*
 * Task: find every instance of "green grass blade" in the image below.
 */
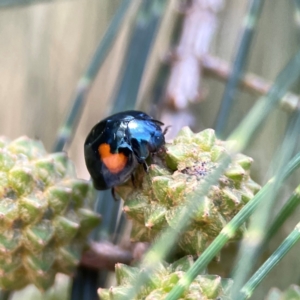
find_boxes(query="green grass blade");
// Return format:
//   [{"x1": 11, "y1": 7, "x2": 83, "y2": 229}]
[
  {"x1": 165, "y1": 153, "x2": 300, "y2": 300},
  {"x1": 71, "y1": 2, "x2": 168, "y2": 298},
  {"x1": 112, "y1": 211, "x2": 127, "y2": 244},
  {"x1": 231, "y1": 112, "x2": 300, "y2": 299},
  {"x1": 294, "y1": 0, "x2": 300, "y2": 26},
  {"x1": 121, "y1": 154, "x2": 233, "y2": 300},
  {"x1": 52, "y1": 0, "x2": 132, "y2": 152},
  {"x1": 121, "y1": 48, "x2": 300, "y2": 300},
  {"x1": 164, "y1": 48, "x2": 300, "y2": 300},
  {"x1": 240, "y1": 222, "x2": 300, "y2": 299},
  {"x1": 94, "y1": 0, "x2": 169, "y2": 244},
  {"x1": 94, "y1": 190, "x2": 122, "y2": 241},
  {"x1": 111, "y1": 0, "x2": 168, "y2": 112},
  {"x1": 119, "y1": 134, "x2": 300, "y2": 299},
  {"x1": 228, "y1": 49, "x2": 300, "y2": 151},
  {"x1": 166, "y1": 166, "x2": 288, "y2": 300},
  {"x1": 215, "y1": 0, "x2": 265, "y2": 137},
  {"x1": 96, "y1": 0, "x2": 168, "y2": 251},
  {"x1": 69, "y1": 2, "x2": 134, "y2": 299},
  {"x1": 263, "y1": 186, "x2": 300, "y2": 246}
]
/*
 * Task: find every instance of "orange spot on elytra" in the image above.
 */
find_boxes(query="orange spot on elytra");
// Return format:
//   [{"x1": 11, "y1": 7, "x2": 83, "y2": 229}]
[{"x1": 98, "y1": 143, "x2": 127, "y2": 174}]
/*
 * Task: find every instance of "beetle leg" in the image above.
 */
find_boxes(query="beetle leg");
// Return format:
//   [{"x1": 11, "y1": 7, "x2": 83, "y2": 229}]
[
  {"x1": 111, "y1": 187, "x2": 120, "y2": 201},
  {"x1": 134, "y1": 155, "x2": 149, "y2": 172},
  {"x1": 143, "y1": 161, "x2": 149, "y2": 173},
  {"x1": 131, "y1": 174, "x2": 136, "y2": 187}
]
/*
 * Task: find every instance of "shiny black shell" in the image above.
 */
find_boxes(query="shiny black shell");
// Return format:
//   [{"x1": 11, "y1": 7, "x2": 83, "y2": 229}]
[{"x1": 84, "y1": 110, "x2": 165, "y2": 190}]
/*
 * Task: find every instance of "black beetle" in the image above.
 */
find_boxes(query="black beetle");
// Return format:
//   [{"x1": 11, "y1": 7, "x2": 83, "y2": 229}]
[{"x1": 84, "y1": 110, "x2": 165, "y2": 191}]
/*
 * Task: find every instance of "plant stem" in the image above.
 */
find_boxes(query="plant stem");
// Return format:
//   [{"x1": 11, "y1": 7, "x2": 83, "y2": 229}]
[
  {"x1": 164, "y1": 0, "x2": 223, "y2": 110},
  {"x1": 121, "y1": 154, "x2": 233, "y2": 300},
  {"x1": 165, "y1": 152, "x2": 300, "y2": 300},
  {"x1": 294, "y1": 0, "x2": 300, "y2": 27},
  {"x1": 111, "y1": 0, "x2": 168, "y2": 112},
  {"x1": 165, "y1": 48, "x2": 300, "y2": 300},
  {"x1": 231, "y1": 111, "x2": 300, "y2": 299},
  {"x1": 72, "y1": 1, "x2": 169, "y2": 298},
  {"x1": 52, "y1": 0, "x2": 132, "y2": 152},
  {"x1": 124, "y1": 48, "x2": 300, "y2": 300},
  {"x1": 69, "y1": 2, "x2": 133, "y2": 299},
  {"x1": 228, "y1": 50, "x2": 300, "y2": 151},
  {"x1": 215, "y1": 0, "x2": 265, "y2": 137},
  {"x1": 240, "y1": 222, "x2": 300, "y2": 299},
  {"x1": 263, "y1": 186, "x2": 300, "y2": 246}
]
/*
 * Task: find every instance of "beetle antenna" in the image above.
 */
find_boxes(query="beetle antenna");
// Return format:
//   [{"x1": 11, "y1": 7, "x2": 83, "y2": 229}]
[{"x1": 163, "y1": 125, "x2": 171, "y2": 135}]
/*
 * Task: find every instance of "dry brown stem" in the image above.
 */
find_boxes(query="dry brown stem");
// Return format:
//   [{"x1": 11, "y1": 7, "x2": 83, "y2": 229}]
[
  {"x1": 80, "y1": 241, "x2": 133, "y2": 271},
  {"x1": 165, "y1": 0, "x2": 224, "y2": 110},
  {"x1": 80, "y1": 241, "x2": 150, "y2": 271},
  {"x1": 202, "y1": 54, "x2": 300, "y2": 112}
]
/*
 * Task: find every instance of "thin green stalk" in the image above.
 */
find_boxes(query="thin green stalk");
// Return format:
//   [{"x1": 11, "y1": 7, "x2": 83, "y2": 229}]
[
  {"x1": 166, "y1": 162, "x2": 290, "y2": 300},
  {"x1": 165, "y1": 50, "x2": 300, "y2": 299},
  {"x1": 95, "y1": 190, "x2": 122, "y2": 241},
  {"x1": 125, "y1": 48, "x2": 300, "y2": 300},
  {"x1": 240, "y1": 223, "x2": 300, "y2": 300},
  {"x1": 231, "y1": 112, "x2": 300, "y2": 299},
  {"x1": 96, "y1": 0, "x2": 168, "y2": 254},
  {"x1": 95, "y1": 191, "x2": 122, "y2": 288},
  {"x1": 164, "y1": 49, "x2": 300, "y2": 299},
  {"x1": 111, "y1": 0, "x2": 168, "y2": 112},
  {"x1": 69, "y1": 2, "x2": 134, "y2": 299},
  {"x1": 263, "y1": 186, "x2": 300, "y2": 246},
  {"x1": 121, "y1": 155, "x2": 233, "y2": 300},
  {"x1": 52, "y1": 0, "x2": 132, "y2": 152},
  {"x1": 228, "y1": 50, "x2": 300, "y2": 151},
  {"x1": 71, "y1": 190, "x2": 124, "y2": 298},
  {"x1": 294, "y1": 0, "x2": 300, "y2": 27},
  {"x1": 165, "y1": 152, "x2": 300, "y2": 300},
  {"x1": 295, "y1": 0, "x2": 300, "y2": 10},
  {"x1": 215, "y1": 0, "x2": 265, "y2": 137},
  {"x1": 71, "y1": 1, "x2": 169, "y2": 298},
  {"x1": 113, "y1": 212, "x2": 127, "y2": 244}
]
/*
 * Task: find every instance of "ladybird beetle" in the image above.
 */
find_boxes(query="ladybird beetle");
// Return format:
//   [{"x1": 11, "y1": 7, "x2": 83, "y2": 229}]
[{"x1": 84, "y1": 110, "x2": 165, "y2": 191}]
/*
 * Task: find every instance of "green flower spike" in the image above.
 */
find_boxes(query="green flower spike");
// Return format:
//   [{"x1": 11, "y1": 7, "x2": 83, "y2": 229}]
[
  {"x1": 116, "y1": 128, "x2": 260, "y2": 255},
  {"x1": 98, "y1": 256, "x2": 233, "y2": 299},
  {"x1": 0, "y1": 136, "x2": 101, "y2": 291}
]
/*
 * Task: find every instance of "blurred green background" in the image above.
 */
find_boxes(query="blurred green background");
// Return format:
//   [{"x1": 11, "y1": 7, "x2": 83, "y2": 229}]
[{"x1": 0, "y1": 0, "x2": 300, "y2": 299}]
